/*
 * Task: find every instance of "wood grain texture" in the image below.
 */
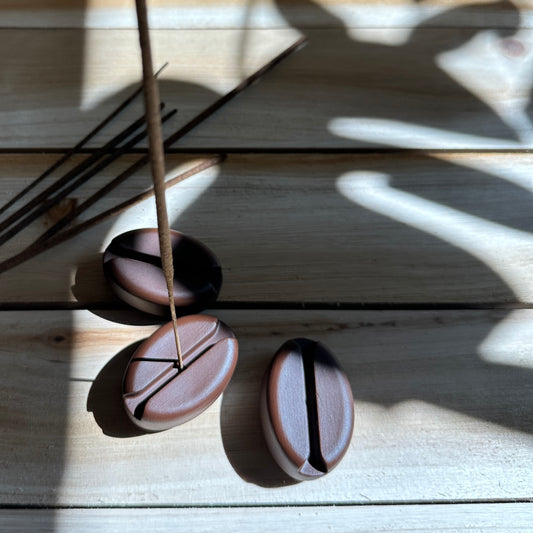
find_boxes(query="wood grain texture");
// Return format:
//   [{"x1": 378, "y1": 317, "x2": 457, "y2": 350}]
[
  {"x1": 0, "y1": 26, "x2": 532, "y2": 149},
  {"x1": 0, "y1": 0, "x2": 528, "y2": 29},
  {"x1": 1, "y1": 1, "x2": 531, "y2": 526},
  {"x1": 1, "y1": 309, "x2": 531, "y2": 506},
  {"x1": 2, "y1": 504, "x2": 533, "y2": 533},
  {"x1": 0, "y1": 153, "x2": 532, "y2": 304}
]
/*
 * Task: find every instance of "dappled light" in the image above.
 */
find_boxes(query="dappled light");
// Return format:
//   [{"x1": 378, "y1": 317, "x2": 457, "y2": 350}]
[{"x1": 0, "y1": 1, "x2": 532, "y2": 529}]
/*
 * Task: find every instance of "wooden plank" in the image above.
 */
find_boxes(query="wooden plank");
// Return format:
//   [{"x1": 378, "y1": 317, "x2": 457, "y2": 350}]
[
  {"x1": 1, "y1": 504, "x2": 533, "y2": 533},
  {"x1": 1, "y1": 309, "x2": 531, "y2": 506},
  {"x1": 0, "y1": 152, "x2": 532, "y2": 304},
  {"x1": 0, "y1": 0, "x2": 528, "y2": 29},
  {"x1": 0, "y1": 27, "x2": 532, "y2": 149}
]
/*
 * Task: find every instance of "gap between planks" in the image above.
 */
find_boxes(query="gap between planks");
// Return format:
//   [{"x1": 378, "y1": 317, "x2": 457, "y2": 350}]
[
  {"x1": 0, "y1": 302, "x2": 532, "y2": 311},
  {"x1": 2, "y1": 148, "x2": 533, "y2": 155},
  {"x1": 2, "y1": 498, "x2": 533, "y2": 509}
]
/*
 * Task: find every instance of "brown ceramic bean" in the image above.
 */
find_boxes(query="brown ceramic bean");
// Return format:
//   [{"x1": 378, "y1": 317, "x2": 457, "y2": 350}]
[
  {"x1": 123, "y1": 314, "x2": 238, "y2": 431},
  {"x1": 260, "y1": 338, "x2": 354, "y2": 480},
  {"x1": 103, "y1": 228, "x2": 222, "y2": 316}
]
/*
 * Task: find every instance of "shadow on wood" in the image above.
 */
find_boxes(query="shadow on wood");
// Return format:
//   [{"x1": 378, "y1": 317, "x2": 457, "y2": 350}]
[
  {"x1": 1, "y1": 0, "x2": 532, "y2": 508},
  {"x1": 219, "y1": 344, "x2": 300, "y2": 487},
  {"x1": 218, "y1": 309, "x2": 532, "y2": 486},
  {"x1": 87, "y1": 339, "x2": 148, "y2": 438}
]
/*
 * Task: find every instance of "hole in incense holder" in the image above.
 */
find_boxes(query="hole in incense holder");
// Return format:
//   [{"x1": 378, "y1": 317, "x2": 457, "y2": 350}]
[{"x1": 123, "y1": 314, "x2": 238, "y2": 431}]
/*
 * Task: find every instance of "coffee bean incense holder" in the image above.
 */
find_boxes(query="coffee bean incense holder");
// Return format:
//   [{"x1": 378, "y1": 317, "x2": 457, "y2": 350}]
[
  {"x1": 103, "y1": 228, "x2": 222, "y2": 317},
  {"x1": 123, "y1": 314, "x2": 238, "y2": 431},
  {"x1": 261, "y1": 338, "x2": 354, "y2": 480}
]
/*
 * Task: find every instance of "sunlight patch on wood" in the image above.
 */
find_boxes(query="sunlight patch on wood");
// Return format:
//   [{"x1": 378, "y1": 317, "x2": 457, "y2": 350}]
[
  {"x1": 436, "y1": 29, "x2": 533, "y2": 143},
  {"x1": 330, "y1": 117, "x2": 525, "y2": 148},
  {"x1": 336, "y1": 170, "x2": 533, "y2": 301},
  {"x1": 0, "y1": 1, "x2": 528, "y2": 29},
  {"x1": 104, "y1": 159, "x2": 219, "y2": 241},
  {"x1": 478, "y1": 310, "x2": 533, "y2": 370}
]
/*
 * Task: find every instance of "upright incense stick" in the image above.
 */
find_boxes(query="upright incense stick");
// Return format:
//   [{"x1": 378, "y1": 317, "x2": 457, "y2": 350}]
[{"x1": 135, "y1": 0, "x2": 183, "y2": 369}]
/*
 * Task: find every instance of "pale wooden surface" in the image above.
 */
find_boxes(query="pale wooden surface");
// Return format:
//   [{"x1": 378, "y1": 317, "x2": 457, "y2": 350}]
[
  {"x1": 0, "y1": 0, "x2": 530, "y2": 29},
  {"x1": 1, "y1": 152, "x2": 532, "y2": 304},
  {"x1": 1, "y1": 309, "x2": 532, "y2": 507},
  {"x1": 0, "y1": 26, "x2": 532, "y2": 149},
  {"x1": 2, "y1": 504, "x2": 533, "y2": 533},
  {"x1": 1, "y1": 1, "x2": 532, "y2": 531}
]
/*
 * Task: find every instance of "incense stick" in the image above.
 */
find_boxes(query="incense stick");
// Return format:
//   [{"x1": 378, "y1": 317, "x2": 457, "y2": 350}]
[
  {"x1": 0, "y1": 106, "x2": 163, "y2": 239},
  {"x1": 31, "y1": 110, "x2": 180, "y2": 245},
  {"x1": 0, "y1": 37, "x2": 307, "y2": 275},
  {"x1": 162, "y1": 36, "x2": 307, "y2": 149},
  {"x1": 0, "y1": 107, "x2": 175, "y2": 248},
  {"x1": 135, "y1": 0, "x2": 183, "y2": 369},
  {"x1": 0, "y1": 62, "x2": 168, "y2": 219},
  {"x1": 0, "y1": 156, "x2": 223, "y2": 274}
]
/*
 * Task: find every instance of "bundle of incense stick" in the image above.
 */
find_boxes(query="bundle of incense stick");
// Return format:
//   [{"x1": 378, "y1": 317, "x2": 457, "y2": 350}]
[
  {"x1": 0, "y1": 34, "x2": 307, "y2": 276},
  {"x1": 0, "y1": 63, "x2": 168, "y2": 220},
  {"x1": 0, "y1": 64, "x2": 168, "y2": 235},
  {"x1": 0, "y1": 106, "x2": 176, "y2": 247}
]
